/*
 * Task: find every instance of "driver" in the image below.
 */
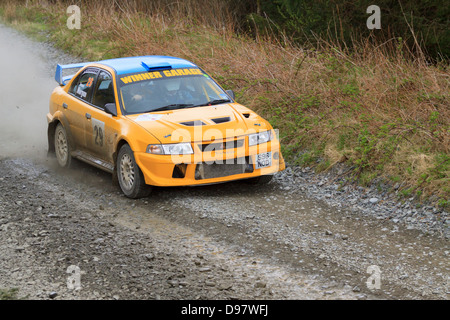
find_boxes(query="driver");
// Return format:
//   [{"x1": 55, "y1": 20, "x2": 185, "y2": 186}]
[{"x1": 129, "y1": 84, "x2": 144, "y2": 102}]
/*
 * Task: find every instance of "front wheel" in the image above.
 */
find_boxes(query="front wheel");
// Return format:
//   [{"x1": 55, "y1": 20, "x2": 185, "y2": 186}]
[{"x1": 117, "y1": 144, "x2": 151, "y2": 199}]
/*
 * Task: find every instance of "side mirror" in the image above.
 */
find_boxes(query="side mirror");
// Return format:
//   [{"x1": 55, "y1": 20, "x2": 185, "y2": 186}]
[
  {"x1": 226, "y1": 89, "x2": 235, "y2": 100},
  {"x1": 104, "y1": 103, "x2": 118, "y2": 117}
]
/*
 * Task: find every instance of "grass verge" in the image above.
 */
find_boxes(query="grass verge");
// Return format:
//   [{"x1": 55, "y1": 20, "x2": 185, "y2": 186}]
[{"x1": 0, "y1": 288, "x2": 20, "y2": 300}]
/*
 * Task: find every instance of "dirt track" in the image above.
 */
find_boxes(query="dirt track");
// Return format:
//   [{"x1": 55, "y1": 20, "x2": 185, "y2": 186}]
[{"x1": 0, "y1": 24, "x2": 448, "y2": 301}]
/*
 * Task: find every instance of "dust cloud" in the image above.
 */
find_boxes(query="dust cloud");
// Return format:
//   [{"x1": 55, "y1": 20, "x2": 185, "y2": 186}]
[{"x1": 0, "y1": 24, "x2": 57, "y2": 160}]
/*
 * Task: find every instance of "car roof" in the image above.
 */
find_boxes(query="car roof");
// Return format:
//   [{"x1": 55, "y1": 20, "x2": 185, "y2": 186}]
[{"x1": 96, "y1": 55, "x2": 198, "y2": 75}]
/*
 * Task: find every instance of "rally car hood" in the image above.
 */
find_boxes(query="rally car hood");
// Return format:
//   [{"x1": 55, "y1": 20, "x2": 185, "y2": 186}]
[{"x1": 126, "y1": 103, "x2": 270, "y2": 143}]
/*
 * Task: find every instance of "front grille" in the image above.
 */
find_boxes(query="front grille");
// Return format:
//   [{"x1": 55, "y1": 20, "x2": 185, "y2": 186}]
[
  {"x1": 195, "y1": 157, "x2": 253, "y2": 180},
  {"x1": 199, "y1": 139, "x2": 244, "y2": 152}
]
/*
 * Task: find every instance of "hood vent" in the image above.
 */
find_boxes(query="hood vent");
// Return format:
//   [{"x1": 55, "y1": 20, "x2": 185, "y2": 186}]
[
  {"x1": 179, "y1": 120, "x2": 206, "y2": 126},
  {"x1": 211, "y1": 117, "x2": 231, "y2": 124}
]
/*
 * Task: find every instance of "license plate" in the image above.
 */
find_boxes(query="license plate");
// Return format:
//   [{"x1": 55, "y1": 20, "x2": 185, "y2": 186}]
[{"x1": 255, "y1": 152, "x2": 272, "y2": 169}]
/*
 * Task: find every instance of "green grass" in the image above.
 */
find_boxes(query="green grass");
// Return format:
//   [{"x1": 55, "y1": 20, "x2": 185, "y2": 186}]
[{"x1": 0, "y1": 288, "x2": 20, "y2": 300}]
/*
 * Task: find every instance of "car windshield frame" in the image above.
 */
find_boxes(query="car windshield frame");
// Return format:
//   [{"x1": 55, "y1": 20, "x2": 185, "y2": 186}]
[{"x1": 116, "y1": 67, "x2": 232, "y2": 116}]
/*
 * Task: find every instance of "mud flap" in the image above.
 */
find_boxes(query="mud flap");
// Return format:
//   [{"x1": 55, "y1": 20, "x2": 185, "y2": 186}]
[{"x1": 47, "y1": 122, "x2": 56, "y2": 156}]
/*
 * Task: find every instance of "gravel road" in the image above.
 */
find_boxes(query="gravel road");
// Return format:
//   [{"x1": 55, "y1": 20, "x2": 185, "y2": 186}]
[{"x1": 0, "y1": 24, "x2": 448, "y2": 301}]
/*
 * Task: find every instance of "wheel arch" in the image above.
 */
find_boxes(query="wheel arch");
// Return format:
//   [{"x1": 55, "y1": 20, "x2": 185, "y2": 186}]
[{"x1": 47, "y1": 112, "x2": 74, "y2": 155}]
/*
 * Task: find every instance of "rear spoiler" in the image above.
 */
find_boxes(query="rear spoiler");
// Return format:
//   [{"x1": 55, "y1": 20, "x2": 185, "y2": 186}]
[{"x1": 55, "y1": 62, "x2": 93, "y2": 86}]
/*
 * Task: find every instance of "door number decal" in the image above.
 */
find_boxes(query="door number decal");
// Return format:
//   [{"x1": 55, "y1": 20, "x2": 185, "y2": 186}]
[{"x1": 92, "y1": 119, "x2": 105, "y2": 147}]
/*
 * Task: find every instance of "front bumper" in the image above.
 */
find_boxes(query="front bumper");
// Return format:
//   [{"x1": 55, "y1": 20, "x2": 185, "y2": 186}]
[{"x1": 134, "y1": 141, "x2": 285, "y2": 187}]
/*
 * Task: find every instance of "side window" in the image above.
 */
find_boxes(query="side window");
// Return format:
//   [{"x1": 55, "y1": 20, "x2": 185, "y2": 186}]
[
  {"x1": 69, "y1": 74, "x2": 81, "y2": 95},
  {"x1": 92, "y1": 71, "x2": 115, "y2": 109},
  {"x1": 73, "y1": 70, "x2": 98, "y2": 102}
]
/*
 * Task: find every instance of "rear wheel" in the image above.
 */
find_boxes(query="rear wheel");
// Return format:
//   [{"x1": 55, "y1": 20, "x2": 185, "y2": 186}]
[
  {"x1": 117, "y1": 144, "x2": 151, "y2": 198},
  {"x1": 54, "y1": 123, "x2": 72, "y2": 168}
]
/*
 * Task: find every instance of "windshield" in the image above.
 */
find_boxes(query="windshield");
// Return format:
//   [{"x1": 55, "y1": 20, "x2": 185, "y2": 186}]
[{"x1": 118, "y1": 68, "x2": 231, "y2": 114}]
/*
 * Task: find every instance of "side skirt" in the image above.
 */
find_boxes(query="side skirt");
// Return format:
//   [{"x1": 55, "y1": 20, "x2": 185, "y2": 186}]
[{"x1": 71, "y1": 150, "x2": 114, "y2": 174}]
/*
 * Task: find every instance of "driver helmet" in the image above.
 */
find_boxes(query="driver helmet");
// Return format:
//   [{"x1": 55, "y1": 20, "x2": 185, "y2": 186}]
[{"x1": 164, "y1": 78, "x2": 181, "y2": 93}]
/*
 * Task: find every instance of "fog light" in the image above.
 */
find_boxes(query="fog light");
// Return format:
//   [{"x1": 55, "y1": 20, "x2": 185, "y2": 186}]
[
  {"x1": 273, "y1": 152, "x2": 279, "y2": 160},
  {"x1": 172, "y1": 163, "x2": 187, "y2": 178}
]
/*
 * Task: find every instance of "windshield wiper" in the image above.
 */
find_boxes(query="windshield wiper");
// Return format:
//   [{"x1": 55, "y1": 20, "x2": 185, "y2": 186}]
[
  {"x1": 194, "y1": 99, "x2": 230, "y2": 107},
  {"x1": 147, "y1": 104, "x2": 194, "y2": 112}
]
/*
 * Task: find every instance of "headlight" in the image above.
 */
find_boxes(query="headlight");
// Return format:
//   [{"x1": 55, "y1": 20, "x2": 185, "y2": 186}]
[
  {"x1": 248, "y1": 130, "x2": 272, "y2": 146},
  {"x1": 146, "y1": 143, "x2": 193, "y2": 155}
]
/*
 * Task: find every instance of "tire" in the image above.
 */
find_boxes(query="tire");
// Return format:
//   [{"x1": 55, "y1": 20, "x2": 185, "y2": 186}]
[
  {"x1": 117, "y1": 144, "x2": 151, "y2": 199},
  {"x1": 54, "y1": 123, "x2": 72, "y2": 168},
  {"x1": 244, "y1": 174, "x2": 273, "y2": 185}
]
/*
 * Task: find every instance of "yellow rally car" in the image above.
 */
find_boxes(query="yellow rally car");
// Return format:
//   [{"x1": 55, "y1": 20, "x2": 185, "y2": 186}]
[{"x1": 47, "y1": 56, "x2": 285, "y2": 198}]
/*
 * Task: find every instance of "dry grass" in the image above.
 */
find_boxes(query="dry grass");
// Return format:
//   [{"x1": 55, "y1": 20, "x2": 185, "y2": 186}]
[{"x1": 1, "y1": 0, "x2": 448, "y2": 204}]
